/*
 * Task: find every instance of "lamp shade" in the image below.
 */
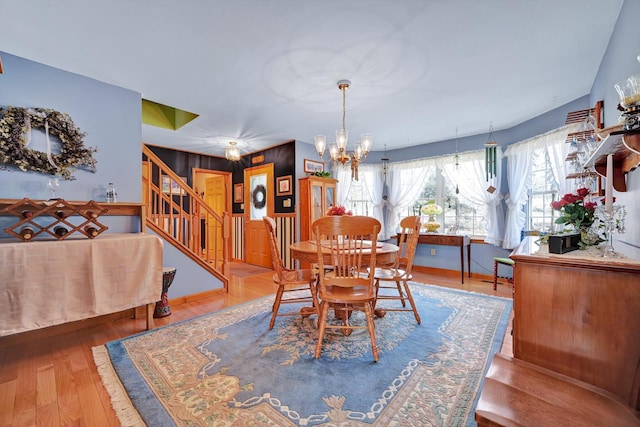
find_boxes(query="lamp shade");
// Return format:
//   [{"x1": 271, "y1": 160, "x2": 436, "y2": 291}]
[
  {"x1": 421, "y1": 200, "x2": 442, "y2": 233},
  {"x1": 421, "y1": 201, "x2": 443, "y2": 215},
  {"x1": 314, "y1": 135, "x2": 326, "y2": 156},
  {"x1": 360, "y1": 133, "x2": 372, "y2": 155}
]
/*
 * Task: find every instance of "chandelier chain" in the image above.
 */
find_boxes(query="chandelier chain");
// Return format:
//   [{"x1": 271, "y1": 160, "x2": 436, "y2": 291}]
[{"x1": 342, "y1": 84, "x2": 347, "y2": 131}]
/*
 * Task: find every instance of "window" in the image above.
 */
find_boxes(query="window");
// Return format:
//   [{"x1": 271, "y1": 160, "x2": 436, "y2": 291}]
[
  {"x1": 408, "y1": 167, "x2": 487, "y2": 236},
  {"x1": 345, "y1": 179, "x2": 373, "y2": 216},
  {"x1": 502, "y1": 123, "x2": 579, "y2": 249},
  {"x1": 337, "y1": 164, "x2": 385, "y2": 236},
  {"x1": 341, "y1": 151, "x2": 494, "y2": 240},
  {"x1": 526, "y1": 148, "x2": 559, "y2": 233}
]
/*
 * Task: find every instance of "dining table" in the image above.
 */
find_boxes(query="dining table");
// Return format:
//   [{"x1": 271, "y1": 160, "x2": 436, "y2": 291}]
[
  {"x1": 289, "y1": 240, "x2": 399, "y2": 267},
  {"x1": 289, "y1": 239, "x2": 400, "y2": 325}
]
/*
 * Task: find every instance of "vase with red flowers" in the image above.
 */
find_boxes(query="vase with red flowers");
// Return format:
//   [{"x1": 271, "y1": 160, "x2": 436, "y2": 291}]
[
  {"x1": 326, "y1": 205, "x2": 353, "y2": 216},
  {"x1": 550, "y1": 187, "x2": 607, "y2": 247}
]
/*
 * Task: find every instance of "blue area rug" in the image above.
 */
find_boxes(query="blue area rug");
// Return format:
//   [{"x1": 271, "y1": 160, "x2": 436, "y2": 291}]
[{"x1": 93, "y1": 283, "x2": 512, "y2": 426}]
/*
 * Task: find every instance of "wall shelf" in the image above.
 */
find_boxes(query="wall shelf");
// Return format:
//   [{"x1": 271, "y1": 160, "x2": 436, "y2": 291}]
[
  {"x1": 1, "y1": 198, "x2": 108, "y2": 241},
  {"x1": 583, "y1": 129, "x2": 640, "y2": 192},
  {"x1": 1, "y1": 198, "x2": 147, "y2": 241}
]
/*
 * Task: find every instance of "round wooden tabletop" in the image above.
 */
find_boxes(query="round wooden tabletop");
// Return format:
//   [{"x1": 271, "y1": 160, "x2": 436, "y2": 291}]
[{"x1": 289, "y1": 240, "x2": 398, "y2": 266}]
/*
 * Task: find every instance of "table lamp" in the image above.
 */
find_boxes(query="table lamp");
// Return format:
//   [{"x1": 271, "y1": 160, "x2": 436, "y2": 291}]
[{"x1": 421, "y1": 200, "x2": 443, "y2": 233}]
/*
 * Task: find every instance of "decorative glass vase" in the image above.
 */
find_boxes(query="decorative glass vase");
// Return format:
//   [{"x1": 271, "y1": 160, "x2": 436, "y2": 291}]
[
  {"x1": 579, "y1": 227, "x2": 603, "y2": 247},
  {"x1": 596, "y1": 205, "x2": 627, "y2": 258}
]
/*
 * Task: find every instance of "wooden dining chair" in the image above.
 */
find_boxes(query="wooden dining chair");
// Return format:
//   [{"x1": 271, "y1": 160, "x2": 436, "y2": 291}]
[
  {"x1": 312, "y1": 215, "x2": 381, "y2": 362},
  {"x1": 263, "y1": 216, "x2": 319, "y2": 330},
  {"x1": 371, "y1": 215, "x2": 422, "y2": 324}
]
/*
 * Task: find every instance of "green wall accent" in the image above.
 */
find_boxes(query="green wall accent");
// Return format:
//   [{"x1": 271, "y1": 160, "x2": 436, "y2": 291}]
[{"x1": 142, "y1": 99, "x2": 198, "y2": 130}]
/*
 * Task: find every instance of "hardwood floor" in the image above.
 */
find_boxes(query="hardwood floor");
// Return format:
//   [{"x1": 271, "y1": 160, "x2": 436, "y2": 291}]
[{"x1": 0, "y1": 266, "x2": 513, "y2": 426}]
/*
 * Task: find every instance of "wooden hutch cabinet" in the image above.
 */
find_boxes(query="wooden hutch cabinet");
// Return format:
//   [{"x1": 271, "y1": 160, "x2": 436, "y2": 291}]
[
  {"x1": 510, "y1": 236, "x2": 640, "y2": 409},
  {"x1": 298, "y1": 176, "x2": 337, "y2": 242}
]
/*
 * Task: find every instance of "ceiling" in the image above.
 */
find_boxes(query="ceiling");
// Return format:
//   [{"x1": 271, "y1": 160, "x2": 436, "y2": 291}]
[{"x1": 0, "y1": 0, "x2": 624, "y2": 158}]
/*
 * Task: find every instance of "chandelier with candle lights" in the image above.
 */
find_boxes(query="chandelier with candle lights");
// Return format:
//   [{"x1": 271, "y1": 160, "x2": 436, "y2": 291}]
[{"x1": 314, "y1": 80, "x2": 372, "y2": 181}]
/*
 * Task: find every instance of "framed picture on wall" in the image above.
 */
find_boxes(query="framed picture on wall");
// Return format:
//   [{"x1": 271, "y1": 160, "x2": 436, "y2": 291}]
[
  {"x1": 162, "y1": 176, "x2": 187, "y2": 195},
  {"x1": 276, "y1": 175, "x2": 293, "y2": 196},
  {"x1": 304, "y1": 159, "x2": 324, "y2": 173},
  {"x1": 234, "y1": 183, "x2": 244, "y2": 203}
]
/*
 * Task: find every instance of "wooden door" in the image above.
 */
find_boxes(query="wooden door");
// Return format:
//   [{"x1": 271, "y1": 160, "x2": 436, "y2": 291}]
[
  {"x1": 205, "y1": 175, "x2": 226, "y2": 264},
  {"x1": 244, "y1": 164, "x2": 274, "y2": 267}
]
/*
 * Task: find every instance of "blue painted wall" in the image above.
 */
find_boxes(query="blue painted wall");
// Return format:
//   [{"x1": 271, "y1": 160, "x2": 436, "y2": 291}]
[
  {"x1": 0, "y1": 52, "x2": 224, "y2": 298},
  {"x1": 0, "y1": 53, "x2": 141, "y2": 206}
]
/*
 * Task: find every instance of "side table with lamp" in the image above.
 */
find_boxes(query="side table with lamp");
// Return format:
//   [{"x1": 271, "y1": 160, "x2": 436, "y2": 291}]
[{"x1": 400, "y1": 200, "x2": 471, "y2": 284}]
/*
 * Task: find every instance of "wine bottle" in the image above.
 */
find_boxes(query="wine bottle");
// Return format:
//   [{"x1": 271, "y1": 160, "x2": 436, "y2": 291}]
[
  {"x1": 55, "y1": 210, "x2": 66, "y2": 218},
  {"x1": 106, "y1": 182, "x2": 117, "y2": 203},
  {"x1": 85, "y1": 226, "x2": 98, "y2": 238},
  {"x1": 85, "y1": 211, "x2": 98, "y2": 219},
  {"x1": 21, "y1": 210, "x2": 33, "y2": 218},
  {"x1": 54, "y1": 226, "x2": 69, "y2": 237},
  {"x1": 19, "y1": 227, "x2": 35, "y2": 241}
]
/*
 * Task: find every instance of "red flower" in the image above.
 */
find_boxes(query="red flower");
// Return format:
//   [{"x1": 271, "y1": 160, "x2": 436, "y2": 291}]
[
  {"x1": 326, "y1": 205, "x2": 353, "y2": 216},
  {"x1": 576, "y1": 187, "x2": 590, "y2": 197},
  {"x1": 550, "y1": 188, "x2": 607, "y2": 231},
  {"x1": 563, "y1": 193, "x2": 580, "y2": 204},
  {"x1": 550, "y1": 200, "x2": 563, "y2": 210}
]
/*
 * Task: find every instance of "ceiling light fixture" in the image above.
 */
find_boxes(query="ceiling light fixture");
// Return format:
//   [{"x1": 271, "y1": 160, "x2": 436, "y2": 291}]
[
  {"x1": 314, "y1": 80, "x2": 372, "y2": 181},
  {"x1": 225, "y1": 141, "x2": 240, "y2": 161}
]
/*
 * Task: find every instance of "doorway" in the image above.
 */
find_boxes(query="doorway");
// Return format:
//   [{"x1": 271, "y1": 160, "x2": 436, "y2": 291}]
[
  {"x1": 193, "y1": 168, "x2": 231, "y2": 268},
  {"x1": 243, "y1": 163, "x2": 274, "y2": 267},
  {"x1": 205, "y1": 175, "x2": 226, "y2": 264}
]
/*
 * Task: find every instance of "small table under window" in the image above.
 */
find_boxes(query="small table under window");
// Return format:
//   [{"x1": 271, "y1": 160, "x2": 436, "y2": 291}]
[{"x1": 398, "y1": 233, "x2": 471, "y2": 284}]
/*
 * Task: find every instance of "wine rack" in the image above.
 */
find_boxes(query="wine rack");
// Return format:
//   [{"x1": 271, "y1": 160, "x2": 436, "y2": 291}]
[{"x1": 1, "y1": 198, "x2": 109, "y2": 241}]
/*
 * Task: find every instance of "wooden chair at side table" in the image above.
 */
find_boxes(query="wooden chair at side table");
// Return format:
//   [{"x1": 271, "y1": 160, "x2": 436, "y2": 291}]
[
  {"x1": 371, "y1": 215, "x2": 422, "y2": 324},
  {"x1": 263, "y1": 216, "x2": 319, "y2": 330},
  {"x1": 313, "y1": 215, "x2": 382, "y2": 362}
]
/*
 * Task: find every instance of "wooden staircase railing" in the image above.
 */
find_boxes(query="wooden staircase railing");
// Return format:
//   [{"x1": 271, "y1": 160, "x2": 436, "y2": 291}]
[{"x1": 142, "y1": 145, "x2": 229, "y2": 288}]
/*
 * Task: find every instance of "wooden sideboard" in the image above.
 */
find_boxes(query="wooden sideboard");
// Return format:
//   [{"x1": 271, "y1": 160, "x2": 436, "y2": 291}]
[
  {"x1": 403, "y1": 233, "x2": 470, "y2": 283},
  {"x1": 0, "y1": 233, "x2": 163, "y2": 337},
  {"x1": 0, "y1": 199, "x2": 159, "y2": 337},
  {"x1": 511, "y1": 237, "x2": 640, "y2": 409}
]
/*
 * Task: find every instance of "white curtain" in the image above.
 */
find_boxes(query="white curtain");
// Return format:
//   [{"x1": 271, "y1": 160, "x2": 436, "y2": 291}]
[
  {"x1": 386, "y1": 158, "x2": 434, "y2": 238},
  {"x1": 358, "y1": 164, "x2": 386, "y2": 238},
  {"x1": 332, "y1": 163, "x2": 352, "y2": 206},
  {"x1": 502, "y1": 144, "x2": 532, "y2": 249},
  {"x1": 502, "y1": 124, "x2": 578, "y2": 249},
  {"x1": 548, "y1": 123, "x2": 581, "y2": 195},
  {"x1": 442, "y1": 149, "x2": 503, "y2": 246}
]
